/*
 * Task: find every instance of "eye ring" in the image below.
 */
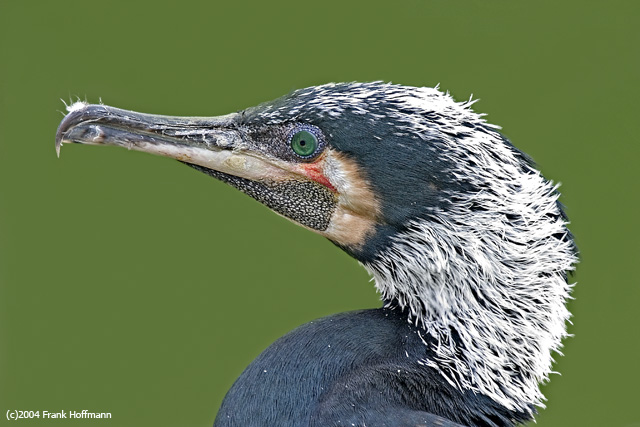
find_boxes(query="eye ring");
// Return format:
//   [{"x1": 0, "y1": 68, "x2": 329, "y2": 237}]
[{"x1": 289, "y1": 127, "x2": 321, "y2": 159}]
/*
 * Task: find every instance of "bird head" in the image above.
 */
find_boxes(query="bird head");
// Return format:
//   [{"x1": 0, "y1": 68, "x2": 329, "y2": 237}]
[
  {"x1": 56, "y1": 83, "x2": 474, "y2": 262},
  {"x1": 56, "y1": 82, "x2": 577, "y2": 413}
]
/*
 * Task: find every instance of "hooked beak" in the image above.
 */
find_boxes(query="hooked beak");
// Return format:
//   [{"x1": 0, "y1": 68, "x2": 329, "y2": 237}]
[
  {"x1": 55, "y1": 102, "x2": 379, "y2": 250},
  {"x1": 55, "y1": 102, "x2": 291, "y2": 182}
]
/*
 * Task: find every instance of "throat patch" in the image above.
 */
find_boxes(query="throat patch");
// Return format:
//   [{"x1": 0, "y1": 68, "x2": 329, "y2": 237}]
[{"x1": 189, "y1": 164, "x2": 337, "y2": 231}]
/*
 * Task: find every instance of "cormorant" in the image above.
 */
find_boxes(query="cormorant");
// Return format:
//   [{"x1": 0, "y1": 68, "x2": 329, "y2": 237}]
[{"x1": 55, "y1": 82, "x2": 577, "y2": 427}]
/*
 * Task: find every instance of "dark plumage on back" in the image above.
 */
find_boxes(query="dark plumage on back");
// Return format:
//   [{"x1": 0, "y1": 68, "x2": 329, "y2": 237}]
[{"x1": 216, "y1": 309, "x2": 530, "y2": 427}]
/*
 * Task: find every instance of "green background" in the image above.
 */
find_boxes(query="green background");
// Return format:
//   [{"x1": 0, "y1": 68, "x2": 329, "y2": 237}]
[{"x1": 1, "y1": 1, "x2": 638, "y2": 426}]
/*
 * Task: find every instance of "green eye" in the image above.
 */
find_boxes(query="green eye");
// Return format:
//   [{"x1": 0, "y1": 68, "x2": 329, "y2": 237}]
[{"x1": 290, "y1": 130, "x2": 318, "y2": 157}]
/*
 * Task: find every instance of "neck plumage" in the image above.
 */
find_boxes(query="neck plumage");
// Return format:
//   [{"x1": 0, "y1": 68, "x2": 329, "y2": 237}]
[{"x1": 363, "y1": 144, "x2": 577, "y2": 413}]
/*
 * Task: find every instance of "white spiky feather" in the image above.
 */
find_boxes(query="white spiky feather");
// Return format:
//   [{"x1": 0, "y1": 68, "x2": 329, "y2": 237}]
[
  {"x1": 332, "y1": 84, "x2": 578, "y2": 413},
  {"x1": 260, "y1": 82, "x2": 577, "y2": 413}
]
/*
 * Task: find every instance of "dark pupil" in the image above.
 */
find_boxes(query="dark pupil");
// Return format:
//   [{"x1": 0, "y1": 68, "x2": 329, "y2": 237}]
[{"x1": 300, "y1": 140, "x2": 306, "y2": 146}]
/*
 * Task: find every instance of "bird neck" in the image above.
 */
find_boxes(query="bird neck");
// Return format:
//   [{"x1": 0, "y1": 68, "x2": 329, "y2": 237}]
[{"x1": 363, "y1": 184, "x2": 576, "y2": 414}]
